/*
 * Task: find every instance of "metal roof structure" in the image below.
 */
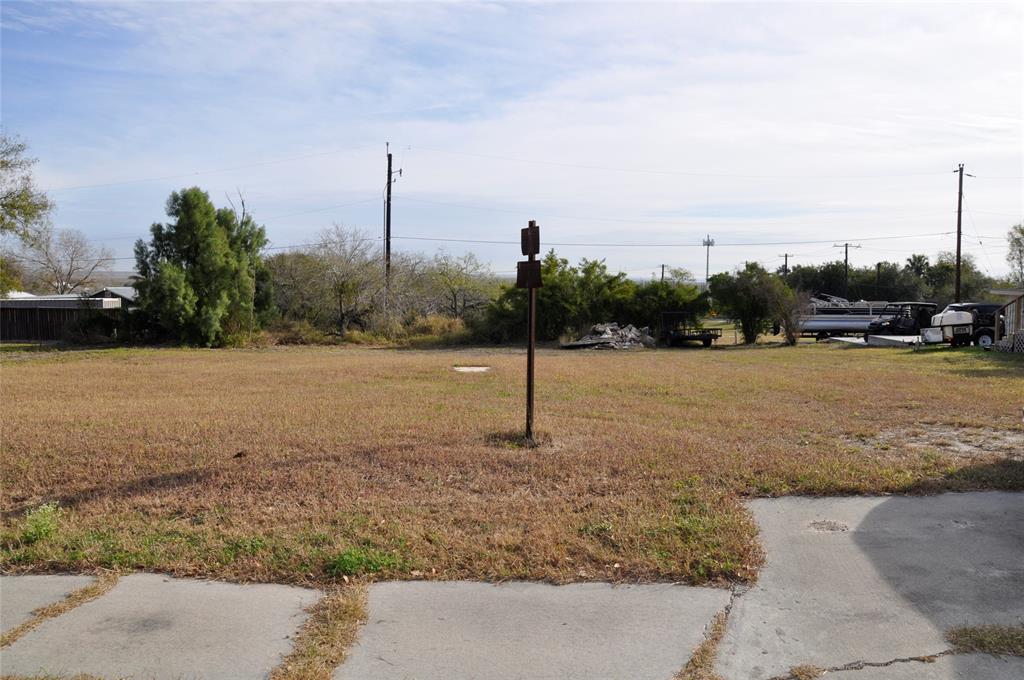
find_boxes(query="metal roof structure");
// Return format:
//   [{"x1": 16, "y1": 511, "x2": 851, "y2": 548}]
[{"x1": 89, "y1": 286, "x2": 138, "y2": 302}]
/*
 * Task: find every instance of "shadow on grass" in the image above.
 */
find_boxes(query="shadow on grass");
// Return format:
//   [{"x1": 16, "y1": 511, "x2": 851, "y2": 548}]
[
  {"x1": 1, "y1": 449, "x2": 385, "y2": 520},
  {"x1": 2, "y1": 468, "x2": 215, "y2": 520},
  {"x1": 944, "y1": 351, "x2": 1024, "y2": 380},
  {"x1": 909, "y1": 457, "x2": 1024, "y2": 493},
  {"x1": 485, "y1": 430, "x2": 553, "y2": 449}
]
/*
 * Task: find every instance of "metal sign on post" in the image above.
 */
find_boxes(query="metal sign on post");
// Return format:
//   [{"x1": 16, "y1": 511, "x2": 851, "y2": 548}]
[{"x1": 516, "y1": 220, "x2": 542, "y2": 445}]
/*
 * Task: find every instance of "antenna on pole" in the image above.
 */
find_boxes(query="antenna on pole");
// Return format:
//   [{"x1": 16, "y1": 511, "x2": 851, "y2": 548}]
[{"x1": 702, "y1": 235, "x2": 715, "y2": 290}]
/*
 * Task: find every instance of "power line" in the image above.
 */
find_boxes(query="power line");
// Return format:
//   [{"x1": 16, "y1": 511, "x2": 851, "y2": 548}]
[
  {"x1": 407, "y1": 145, "x2": 952, "y2": 180},
  {"x1": 2, "y1": 229, "x2": 965, "y2": 265},
  {"x1": 396, "y1": 195, "x2": 956, "y2": 227}
]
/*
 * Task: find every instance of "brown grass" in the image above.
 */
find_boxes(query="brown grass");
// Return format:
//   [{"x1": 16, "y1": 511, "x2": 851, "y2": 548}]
[
  {"x1": 1, "y1": 344, "x2": 1021, "y2": 585},
  {"x1": 676, "y1": 610, "x2": 728, "y2": 680},
  {"x1": 946, "y1": 624, "x2": 1024, "y2": 657},
  {"x1": 270, "y1": 584, "x2": 368, "y2": 680},
  {"x1": 0, "y1": 569, "x2": 119, "y2": 647}
]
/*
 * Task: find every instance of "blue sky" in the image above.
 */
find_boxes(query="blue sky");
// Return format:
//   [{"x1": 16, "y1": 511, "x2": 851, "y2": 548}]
[{"x1": 2, "y1": 0, "x2": 1021, "y2": 279}]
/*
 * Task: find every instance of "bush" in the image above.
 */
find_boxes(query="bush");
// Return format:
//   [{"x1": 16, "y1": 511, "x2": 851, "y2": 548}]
[
  {"x1": 407, "y1": 314, "x2": 463, "y2": 336},
  {"x1": 405, "y1": 314, "x2": 472, "y2": 346},
  {"x1": 266, "y1": 319, "x2": 333, "y2": 345},
  {"x1": 61, "y1": 311, "x2": 119, "y2": 345},
  {"x1": 20, "y1": 502, "x2": 62, "y2": 545}
]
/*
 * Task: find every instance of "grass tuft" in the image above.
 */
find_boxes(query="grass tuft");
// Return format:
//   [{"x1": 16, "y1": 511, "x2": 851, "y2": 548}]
[
  {"x1": 325, "y1": 548, "x2": 404, "y2": 577},
  {"x1": 676, "y1": 610, "x2": 728, "y2": 680},
  {"x1": 946, "y1": 624, "x2": 1024, "y2": 657},
  {"x1": 0, "y1": 569, "x2": 119, "y2": 648},
  {"x1": 270, "y1": 585, "x2": 368, "y2": 680}
]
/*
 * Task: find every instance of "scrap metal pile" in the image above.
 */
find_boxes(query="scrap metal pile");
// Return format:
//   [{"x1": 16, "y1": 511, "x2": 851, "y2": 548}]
[{"x1": 562, "y1": 323, "x2": 656, "y2": 350}]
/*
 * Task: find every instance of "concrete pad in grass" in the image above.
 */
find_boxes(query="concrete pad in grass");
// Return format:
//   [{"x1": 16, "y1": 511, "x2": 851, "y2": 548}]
[
  {"x1": 1, "y1": 574, "x2": 95, "y2": 633},
  {"x1": 334, "y1": 580, "x2": 730, "y2": 680},
  {"x1": 1, "y1": 573, "x2": 320, "y2": 680},
  {"x1": 716, "y1": 492, "x2": 1024, "y2": 680}
]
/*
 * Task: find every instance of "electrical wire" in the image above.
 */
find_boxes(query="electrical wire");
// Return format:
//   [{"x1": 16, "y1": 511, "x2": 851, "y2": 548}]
[{"x1": 406, "y1": 146, "x2": 953, "y2": 180}]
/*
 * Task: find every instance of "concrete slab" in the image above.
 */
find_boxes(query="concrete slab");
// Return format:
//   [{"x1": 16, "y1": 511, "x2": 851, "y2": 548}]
[
  {"x1": 826, "y1": 654, "x2": 1024, "y2": 680},
  {"x1": 1, "y1": 573, "x2": 320, "y2": 680},
  {"x1": 1, "y1": 574, "x2": 95, "y2": 633},
  {"x1": 335, "y1": 580, "x2": 730, "y2": 680},
  {"x1": 716, "y1": 492, "x2": 1024, "y2": 680}
]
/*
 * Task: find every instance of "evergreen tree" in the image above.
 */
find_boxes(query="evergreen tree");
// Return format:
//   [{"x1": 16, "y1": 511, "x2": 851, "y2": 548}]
[{"x1": 134, "y1": 187, "x2": 270, "y2": 346}]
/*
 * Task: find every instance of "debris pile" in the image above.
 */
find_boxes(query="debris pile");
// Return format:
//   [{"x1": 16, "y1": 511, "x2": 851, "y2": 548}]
[{"x1": 562, "y1": 323, "x2": 656, "y2": 350}]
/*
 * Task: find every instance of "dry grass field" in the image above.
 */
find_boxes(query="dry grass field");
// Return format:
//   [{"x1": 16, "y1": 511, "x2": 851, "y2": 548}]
[{"x1": 2, "y1": 343, "x2": 1022, "y2": 586}]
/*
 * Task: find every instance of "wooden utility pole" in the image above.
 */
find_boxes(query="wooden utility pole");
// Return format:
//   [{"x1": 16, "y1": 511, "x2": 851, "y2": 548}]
[
  {"x1": 946, "y1": 163, "x2": 970, "y2": 301},
  {"x1": 660, "y1": 264, "x2": 666, "y2": 283},
  {"x1": 385, "y1": 147, "x2": 392, "y2": 289},
  {"x1": 779, "y1": 253, "x2": 793, "y2": 275},
  {"x1": 833, "y1": 242, "x2": 861, "y2": 299},
  {"x1": 384, "y1": 144, "x2": 402, "y2": 301}
]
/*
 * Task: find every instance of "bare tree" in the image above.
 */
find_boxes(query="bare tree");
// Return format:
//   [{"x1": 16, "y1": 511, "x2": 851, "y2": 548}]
[
  {"x1": 431, "y1": 252, "x2": 494, "y2": 318},
  {"x1": 315, "y1": 224, "x2": 382, "y2": 334},
  {"x1": 20, "y1": 226, "x2": 112, "y2": 294}
]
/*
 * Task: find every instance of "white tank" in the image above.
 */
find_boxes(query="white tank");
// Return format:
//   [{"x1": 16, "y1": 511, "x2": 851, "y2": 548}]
[{"x1": 931, "y1": 310, "x2": 973, "y2": 342}]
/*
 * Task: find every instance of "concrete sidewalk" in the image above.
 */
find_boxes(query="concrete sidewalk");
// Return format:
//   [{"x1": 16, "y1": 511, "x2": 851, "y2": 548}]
[
  {"x1": 716, "y1": 492, "x2": 1024, "y2": 680},
  {"x1": 2, "y1": 491, "x2": 1021, "y2": 679},
  {"x1": 334, "y1": 581, "x2": 729, "y2": 680}
]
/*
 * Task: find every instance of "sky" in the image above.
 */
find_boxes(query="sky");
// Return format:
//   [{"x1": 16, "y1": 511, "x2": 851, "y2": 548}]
[{"x1": 2, "y1": 0, "x2": 1022, "y2": 281}]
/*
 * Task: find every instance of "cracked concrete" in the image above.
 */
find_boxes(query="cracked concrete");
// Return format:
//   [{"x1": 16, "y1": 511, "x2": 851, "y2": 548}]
[
  {"x1": 716, "y1": 492, "x2": 1024, "y2": 680},
  {"x1": 1, "y1": 573, "x2": 320, "y2": 680},
  {"x1": 0, "y1": 574, "x2": 95, "y2": 634},
  {"x1": 824, "y1": 653, "x2": 1024, "y2": 679},
  {"x1": 333, "y1": 580, "x2": 729, "y2": 680}
]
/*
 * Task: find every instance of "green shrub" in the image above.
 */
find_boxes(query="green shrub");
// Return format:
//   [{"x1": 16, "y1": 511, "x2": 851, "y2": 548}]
[
  {"x1": 407, "y1": 314, "x2": 464, "y2": 336},
  {"x1": 21, "y1": 502, "x2": 62, "y2": 545},
  {"x1": 325, "y1": 547, "x2": 403, "y2": 576},
  {"x1": 267, "y1": 319, "x2": 332, "y2": 345}
]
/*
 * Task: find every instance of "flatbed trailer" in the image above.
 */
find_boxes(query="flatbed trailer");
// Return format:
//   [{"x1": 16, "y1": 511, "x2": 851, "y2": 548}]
[
  {"x1": 668, "y1": 327, "x2": 722, "y2": 347},
  {"x1": 660, "y1": 311, "x2": 721, "y2": 347}
]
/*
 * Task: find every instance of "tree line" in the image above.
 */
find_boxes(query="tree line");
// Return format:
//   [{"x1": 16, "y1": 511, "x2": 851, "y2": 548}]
[{"x1": 3, "y1": 134, "x2": 1023, "y2": 347}]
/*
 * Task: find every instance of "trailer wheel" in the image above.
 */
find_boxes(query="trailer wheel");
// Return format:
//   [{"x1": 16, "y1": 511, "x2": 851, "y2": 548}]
[
  {"x1": 702, "y1": 338, "x2": 713, "y2": 348},
  {"x1": 974, "y1": 332, "x2": 993, "y2": 349}
]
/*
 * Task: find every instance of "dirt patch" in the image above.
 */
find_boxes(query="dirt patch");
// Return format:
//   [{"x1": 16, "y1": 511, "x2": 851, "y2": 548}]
[{"x1": 848, "y1": 424, "x2": 1024, "y2": 461}]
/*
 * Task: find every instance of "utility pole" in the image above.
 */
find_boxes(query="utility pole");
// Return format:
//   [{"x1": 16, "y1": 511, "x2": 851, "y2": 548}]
[
  {"x1": 779, "y1": 253, "x2": 793, "y2": 275},
  {"x1": 833, "y1": 242, "x2": 861, "y2": 299},
  {"x1": 384, "y1": 143, "x2": 402, "y2": 302},
  {"x1": 952, "y1": 163, "x2": 973, "y2": 303},
  {"x1": 660, "y1": 264, "x2": 666, "y2": 284},
  {"x1": 702, "y1": 235, "x2": 715, "y2": 289}
]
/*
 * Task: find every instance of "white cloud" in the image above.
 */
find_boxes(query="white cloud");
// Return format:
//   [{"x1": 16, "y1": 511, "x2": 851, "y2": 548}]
[{"x1": 4, "y1": 0, "x2": 1020, "y2": 276}]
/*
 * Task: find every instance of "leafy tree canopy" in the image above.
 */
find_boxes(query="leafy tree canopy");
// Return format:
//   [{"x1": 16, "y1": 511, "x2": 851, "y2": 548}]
[
  {"x1": 0, "y1": 134, "x2": 53, "y2": 245},
  {"x1": 709, "y1": 262, "x2": 789, "y2": 344},
  {"x1": 134, "y1": 187, "x2": 271, "y2": 346}
]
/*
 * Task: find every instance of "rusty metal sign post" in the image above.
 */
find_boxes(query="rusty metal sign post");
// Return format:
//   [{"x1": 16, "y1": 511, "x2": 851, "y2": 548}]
[{"x1": 516, "y1": 220, "x2": 542, "y2": 446}]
